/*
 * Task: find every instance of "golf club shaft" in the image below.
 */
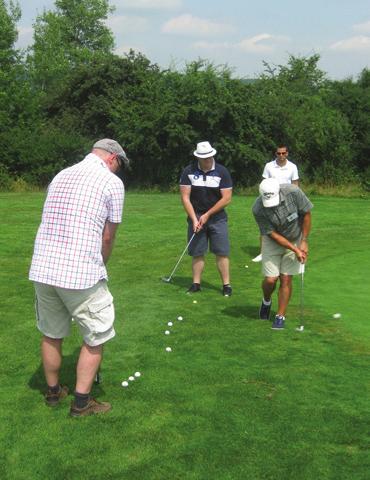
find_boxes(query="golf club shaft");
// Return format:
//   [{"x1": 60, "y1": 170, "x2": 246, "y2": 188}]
[
  {"x1": 166, "y1": 232, "x2": 196, "y2": 281},
  {"x1": 300, "y1": 269, "x2": 304, "y2": 327}
]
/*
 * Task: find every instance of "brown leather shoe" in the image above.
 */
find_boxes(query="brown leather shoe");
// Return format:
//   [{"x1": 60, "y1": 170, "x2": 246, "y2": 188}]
[
  {"x1": 70, "y1": 398, "x2": 112, "y2": 417},
  {"x1": 45, "y1": 385, "x2": 69, "y2": 406}
]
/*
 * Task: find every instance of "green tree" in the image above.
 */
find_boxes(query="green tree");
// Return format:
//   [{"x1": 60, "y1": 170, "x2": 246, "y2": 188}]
[
  {"x1": 29, "y1": 0, "x2": 115, "y2": 91},
  {"x1": 325, "y1": 68, "x2": 370, "y2": 176},
  {"x1": 249, "y1": 54, "x2": 354, "y2": 184}
]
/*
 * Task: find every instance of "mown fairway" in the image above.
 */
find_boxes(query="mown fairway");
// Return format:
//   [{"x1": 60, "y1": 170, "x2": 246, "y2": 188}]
[{"x1": 0, "y1": 191, "x2": 369, "y2": 480}]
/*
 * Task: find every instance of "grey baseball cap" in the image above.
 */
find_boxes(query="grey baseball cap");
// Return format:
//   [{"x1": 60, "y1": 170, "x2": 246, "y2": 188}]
[{"x1": 93, "y1": 138, "x2": 130, "y2": 168}]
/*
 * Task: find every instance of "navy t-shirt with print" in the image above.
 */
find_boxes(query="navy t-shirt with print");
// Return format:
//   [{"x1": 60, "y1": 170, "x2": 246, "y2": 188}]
[{"x1": 180, "y1": 162, "x2": 233, "y2": 220}]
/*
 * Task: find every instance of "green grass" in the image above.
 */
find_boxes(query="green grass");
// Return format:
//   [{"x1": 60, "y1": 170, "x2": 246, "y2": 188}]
[{"x1": 1, "y1": 192, "x2": 370, "y2": 480}]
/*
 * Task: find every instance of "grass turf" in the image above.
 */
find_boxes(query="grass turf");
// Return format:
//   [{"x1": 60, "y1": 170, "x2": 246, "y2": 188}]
[{"x1": 0, "y1": 191, "x2": 369, "y2": 479}]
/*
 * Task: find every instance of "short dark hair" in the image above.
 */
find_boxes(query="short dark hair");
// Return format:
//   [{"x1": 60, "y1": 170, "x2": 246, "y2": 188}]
[{"x1": 276, "y1": 144, "x2": 288, "y2": 151}]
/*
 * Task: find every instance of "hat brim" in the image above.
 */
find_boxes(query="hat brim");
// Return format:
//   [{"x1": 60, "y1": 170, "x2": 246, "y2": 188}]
[
  {"x1": 262, "y1": 194, "x2": 280, "y2": 208},
  {"x1": 193, "y1": 148, "x2": 217, "y2": 158}
]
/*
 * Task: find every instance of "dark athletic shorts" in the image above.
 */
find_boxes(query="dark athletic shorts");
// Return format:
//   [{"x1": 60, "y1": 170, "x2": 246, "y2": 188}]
[{"x1": 187, "y1": 216, "x2": 230, "y2": 257}]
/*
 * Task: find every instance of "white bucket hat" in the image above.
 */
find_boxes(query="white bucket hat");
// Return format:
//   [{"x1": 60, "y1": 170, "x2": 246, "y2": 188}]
[
  {"x1": 193, "y1": 141, "x2": 217, "y2": 158},
  {"x1": 259, "y1": 178, "x2": 280, "y2": 207}
]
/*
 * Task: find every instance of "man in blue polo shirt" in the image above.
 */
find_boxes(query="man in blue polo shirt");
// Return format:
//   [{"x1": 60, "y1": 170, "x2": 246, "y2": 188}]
[{"x1": 179, "y1": 141, "x2": 233, "y2": 296}]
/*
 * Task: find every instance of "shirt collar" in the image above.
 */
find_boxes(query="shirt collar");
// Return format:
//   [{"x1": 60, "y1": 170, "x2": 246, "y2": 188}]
[
  {"x1": 274, "y1": 158, "x2": 288, "y2": 168},
  {"x1": 197, "y1": 159, "x2": 215, "y2": 173},
  {"x1": 85, "y1": 152, "x2": 109, "y2": 169}
]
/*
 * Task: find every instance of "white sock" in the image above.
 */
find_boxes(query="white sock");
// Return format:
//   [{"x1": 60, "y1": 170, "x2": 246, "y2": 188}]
[{"x1": 262, "y1": 298, "x2": 271, "y2": 305}]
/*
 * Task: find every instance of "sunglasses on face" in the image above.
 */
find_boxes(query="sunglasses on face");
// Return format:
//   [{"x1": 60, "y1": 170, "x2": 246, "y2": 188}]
[{"x1": 276, "y1": 152, "x2": 287, "y2": 155}]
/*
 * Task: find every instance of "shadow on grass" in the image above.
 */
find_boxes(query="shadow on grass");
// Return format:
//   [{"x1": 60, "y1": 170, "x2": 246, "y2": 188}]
[
  {"x1": 241, "y1": 245, "x2": 260, "y2": 258},
  {"x1": 28, "y1": 348, "x2": 105, "y2": 396},
  {"x1": 159, "y1": 275, "x2": 222, "y2": 293},
  {"x1": 221, "y1": 304, "x2": 263, "y2": 320}
]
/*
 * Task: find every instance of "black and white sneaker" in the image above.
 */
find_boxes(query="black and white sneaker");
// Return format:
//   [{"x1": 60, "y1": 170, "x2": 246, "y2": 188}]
[
  {"x1": 223, "y1": 284, "x2": 232, "y2": 296},
  {"x1": 271, "y1": 315, "x2": 285, "y2": 330},
  {"x1": 259, "y1": 300, "x2": 271, "y2": 320},
  {"x1": 187, "y1": 283, "x2": 201, "y2": 293}
]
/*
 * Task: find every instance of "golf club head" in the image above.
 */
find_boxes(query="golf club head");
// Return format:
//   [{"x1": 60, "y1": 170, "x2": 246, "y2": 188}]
[{"x1": 161, "y1": 276, "x2": 171, "y2": 283}]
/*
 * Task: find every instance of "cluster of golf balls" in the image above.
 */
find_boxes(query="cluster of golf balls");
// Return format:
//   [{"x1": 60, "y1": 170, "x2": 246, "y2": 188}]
[
  {"x1": 121, "y1": 371, "x2": 141, "y2": 388},
  {"x1": 164, "y1": 316, "x2": 184, "y2": 352}
]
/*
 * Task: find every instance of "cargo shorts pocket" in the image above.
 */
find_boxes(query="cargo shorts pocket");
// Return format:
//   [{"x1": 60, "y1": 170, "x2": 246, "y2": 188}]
[{"x1": 87, "y1": 293, "x2": 114, "y2": 334}]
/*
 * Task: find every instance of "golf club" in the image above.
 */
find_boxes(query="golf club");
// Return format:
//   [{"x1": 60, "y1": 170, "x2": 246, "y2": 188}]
[
  {"x1": 162, "y1": 232, "x2": 196, "y2": 283},
  {"x1": 296, "y1": 263, "x2": 305, "y2": 332}
]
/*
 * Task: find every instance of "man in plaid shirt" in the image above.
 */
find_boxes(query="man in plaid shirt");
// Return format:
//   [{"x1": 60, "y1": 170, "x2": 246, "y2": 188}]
[{"x1": 29, "y1": 138, "x2": 128, "y2": 417}]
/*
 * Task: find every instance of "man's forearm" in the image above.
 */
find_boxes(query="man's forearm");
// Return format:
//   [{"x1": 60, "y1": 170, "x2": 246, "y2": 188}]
[
  {"x1": 269, "y1": 231, "x2": 300, "y2": 254},
  {"x1": 101, "y1": 221, "x2": 118, "y2": 264},
  {"x1": 181, "y1": 197, "x2": 197, "y2": 222},
  {"x1": 205, "y1": 190, "x2": 232, "y2": 218},
  {"x1": 301, "y1": 212, "x2": 311, "y2": 240},
  {"x1": 102, "y1": 238, "x2": 115, "y2": 264}
]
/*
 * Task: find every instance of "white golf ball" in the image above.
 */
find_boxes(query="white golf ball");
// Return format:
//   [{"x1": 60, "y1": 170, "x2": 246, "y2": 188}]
[
  {"x1": 193, "y1": 300, "x2": 197, "y2": 304},
  {"x1": 177, "y1": 316, "x2": 183, "y2": 321},
  {"x1": 134, "y1": 371, "x2": 141, "y2": 378},
  {"x1": 168, "y1": 321, "x2": 173, "y2": 326},
  {"x1": 333, "y1": 313, "x2": 341, "y2": 319},
  {"x1": 166, "y1": 347, "x2": 172, "y2": 352},
  {"x1": 128, "y1": 376, "x2": 135, "y2": 381},
  {"x1": 121, "y1": 381, "x2": 129, "y2": 387},
  {"x1": 245, "y1": 265, "x2": 249, "y2": 268},
  {"x1": 165, "y1": 330, "x2": 170, "y2": 335}
]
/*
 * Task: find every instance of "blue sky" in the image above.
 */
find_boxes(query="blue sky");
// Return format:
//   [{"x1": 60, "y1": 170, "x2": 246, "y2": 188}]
[{"x1": 16, "y1": 0, "x2": 370, "y2": 79}]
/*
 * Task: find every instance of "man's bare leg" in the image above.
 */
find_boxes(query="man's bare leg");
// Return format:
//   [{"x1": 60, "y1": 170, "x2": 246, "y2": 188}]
[
  {"x1": 75, "y1": 343, "x2": 103, "y2": 394},
  {"x1": 277, "y1": 274, "x2": 292, "y2": 317},
  {"x1": 192, "y1": 255, "x2": 205, "y2": 284},
  {"x1": 41, "y1": 336, "x2": 63, "y2": 387},
  {"x1": 216, "y1": 255, "x2": 230, "y2": 285}
]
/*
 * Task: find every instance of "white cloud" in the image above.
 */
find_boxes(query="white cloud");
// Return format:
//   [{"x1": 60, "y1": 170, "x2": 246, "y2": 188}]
[
  {"x1": 162, "y1": 14, "x2": 234, "y2": 37},
  {"x1": 114, "y1": 0, "x2": 182, "y2": 9},
  {"x1": 192, "y1": 41, "x2": 231, "y2": 50},
  {"x1": 237, "y1": 34, "x2": 277, "y2": 53},
  {"x1": 107, "y1": 15, "x2": 148, "y2": 34},
  {"x1": 330, "y1": 35, "x2": 370, "y2": 52},
  {"x1": 193, "y1": 34, "x2": 289, "y2": 54},
  {"x1": 353, "y1": 20, "x2": 370, "y2": 33}
]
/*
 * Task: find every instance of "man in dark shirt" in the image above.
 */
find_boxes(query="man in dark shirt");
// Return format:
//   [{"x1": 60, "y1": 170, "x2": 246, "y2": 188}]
[
  {"x1": 179, "y1": 141, "x2": 233, "y2": 296},
  {"x1": 252, "y1": 178, "x2": 313, "y2": 329}
]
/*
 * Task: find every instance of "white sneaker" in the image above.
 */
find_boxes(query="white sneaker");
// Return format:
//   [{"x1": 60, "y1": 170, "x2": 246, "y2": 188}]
[{"x1": 252, "y1": 253, "x2": 262, "y2": 263}]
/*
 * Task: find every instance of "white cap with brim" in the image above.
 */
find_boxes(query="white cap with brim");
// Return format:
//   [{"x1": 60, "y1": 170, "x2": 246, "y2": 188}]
[
  {"x1": 193, "y1": 141, "x2": 217, "y2": 158},
  {"x1": 259, "y1": 178, "x2": 280, "y2": 207}
]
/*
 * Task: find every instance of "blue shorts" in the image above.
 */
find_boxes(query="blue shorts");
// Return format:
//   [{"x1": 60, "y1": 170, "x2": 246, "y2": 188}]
[{"x1": 187, "y1": 216, "x2": 230, "y2": 257}]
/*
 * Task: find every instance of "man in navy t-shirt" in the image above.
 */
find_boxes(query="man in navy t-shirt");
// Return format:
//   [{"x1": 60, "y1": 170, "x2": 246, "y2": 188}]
[{"x1": 179, "y1": 141, "x2": 233, "y2": 296}]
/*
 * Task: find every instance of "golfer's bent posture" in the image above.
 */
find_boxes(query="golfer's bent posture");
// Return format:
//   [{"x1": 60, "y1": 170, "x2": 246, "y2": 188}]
[
  {"x1": 180, "y1": 141, "x2": 233, "y2": 296},
  {"x1": 29, "y1": 139, "x2": 128, "y2": 416},
  {"x1": 252, "y1": 178, "x2": 313, "y2": 329}
]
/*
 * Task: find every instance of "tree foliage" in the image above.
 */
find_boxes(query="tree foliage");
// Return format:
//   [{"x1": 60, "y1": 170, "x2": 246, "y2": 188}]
[
  {"x1": 0, "y1": 1, "x2": 368, "y2": 188},
  {"x1": 28, "y1": 0, "x2": 114, "y2": 91}
]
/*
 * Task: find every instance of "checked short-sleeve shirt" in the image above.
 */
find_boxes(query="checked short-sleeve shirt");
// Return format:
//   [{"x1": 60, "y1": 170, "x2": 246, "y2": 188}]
[{"x1": 29, "y1": 153, "x2": 124, "y2": 289}]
